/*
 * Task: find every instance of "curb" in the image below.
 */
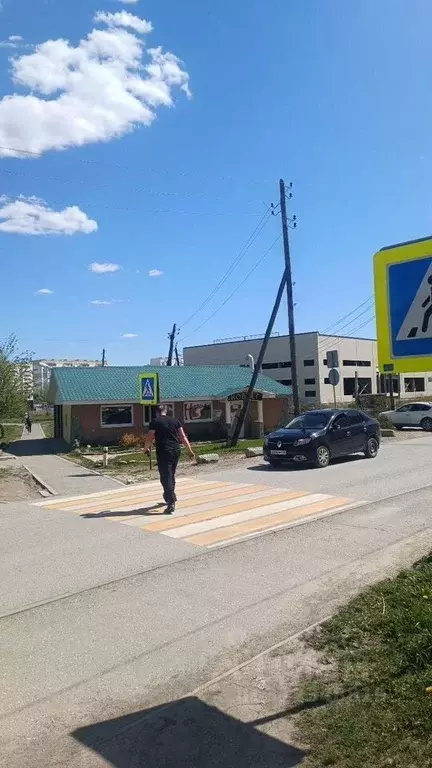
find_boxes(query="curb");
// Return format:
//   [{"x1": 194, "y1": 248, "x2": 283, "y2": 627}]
[{"x1": 23, "y1": 464, "x2": 58, "y2": 496}]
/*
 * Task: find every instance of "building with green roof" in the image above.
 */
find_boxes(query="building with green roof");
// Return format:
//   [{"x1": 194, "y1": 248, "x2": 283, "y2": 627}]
[{"x1": 48, "y1": 365, "x2": 292, "y2": 445}]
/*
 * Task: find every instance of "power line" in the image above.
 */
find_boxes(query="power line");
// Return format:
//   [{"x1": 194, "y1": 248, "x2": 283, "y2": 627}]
[
  {"x1": 0, "y1": 165, "x2": 260, "y2": 207},
  {"x1": 0, "y1": 144, "x2": 271, "y2": 186},
  {"x1": 320, "y1": 296, "x2": 374, "y2": 336},
  {"x1": 179, "y1": 210, "x2": 272, "y2": 329},
  {"x1": 318, "y1": 315, "x2": 376, "y2": 359},
  {"x1": 179, "y1": 233, "x2": 282, "y2": 345},
  {"x1": 0, "y1": 183, "x2": 260, "y2": 217},
  {"x1": 317, "y1": 303, "x2": 375, "y2": 352}
]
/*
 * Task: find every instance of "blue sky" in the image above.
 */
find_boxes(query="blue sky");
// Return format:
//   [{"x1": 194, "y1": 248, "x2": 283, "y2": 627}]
[{"x1": 1, "y1": 0, "x2": 431, "y2": 364}]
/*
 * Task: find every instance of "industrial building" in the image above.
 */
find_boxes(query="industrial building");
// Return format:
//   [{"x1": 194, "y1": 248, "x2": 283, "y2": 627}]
[{"x1": 183, "y1": 332, "x2": 432, "y2": 404}]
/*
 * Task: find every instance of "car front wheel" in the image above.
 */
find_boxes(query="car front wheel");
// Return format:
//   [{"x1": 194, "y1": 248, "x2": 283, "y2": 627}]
[
  {"x1": 420, "y1": 417, "x2": 432, "y2": 432},
  {"x1": 314, "y1": 445, "x2": 330, "y2": 468},
  {"x1": 364, "y1": 436, "x2": 379, "y2": 458}
]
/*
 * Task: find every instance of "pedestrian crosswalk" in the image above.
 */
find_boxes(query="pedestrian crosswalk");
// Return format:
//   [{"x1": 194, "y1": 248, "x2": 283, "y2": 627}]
[{"x1": 34, "y1": 478, "x2": 359, "y2": 549}]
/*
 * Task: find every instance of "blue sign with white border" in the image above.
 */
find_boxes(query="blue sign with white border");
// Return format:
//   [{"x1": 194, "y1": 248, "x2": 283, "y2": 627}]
[{"x1": 138, "y1": 372, "x2": 159, "y2": 405}]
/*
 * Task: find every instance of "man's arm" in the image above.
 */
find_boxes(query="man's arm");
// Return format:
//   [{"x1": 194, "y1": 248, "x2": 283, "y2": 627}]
[
  {"x1": 179, "y1": 427, "x2": 195, "y2": 460},
  {"x1": 144, "y1": 430, "x2": 155, "y2": 454}
]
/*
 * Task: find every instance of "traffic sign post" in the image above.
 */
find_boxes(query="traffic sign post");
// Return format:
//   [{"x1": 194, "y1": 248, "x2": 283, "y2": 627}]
[
  {"x1": 138, "y1": 372, "x2": 159, "y2": 406},
  {"x1": 328, "y1": 368, "x2": 340, "y2": 407},
  {"x1": 374, "y1": 236, "x2": 432, "y2": 373}
]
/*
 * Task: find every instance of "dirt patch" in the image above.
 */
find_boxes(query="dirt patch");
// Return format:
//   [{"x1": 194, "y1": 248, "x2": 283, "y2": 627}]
[
  {"x1": 197, "y1": 634, "x2": 324, "y2": 763},
  {"x1": 0, "y1": 466, "x2": 40, "y2": 502}
]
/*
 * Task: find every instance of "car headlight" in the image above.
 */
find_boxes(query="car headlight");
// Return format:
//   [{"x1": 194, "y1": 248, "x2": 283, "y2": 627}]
[{"x1": 293, "y1": 437, "x2": 311, "y2": 446}]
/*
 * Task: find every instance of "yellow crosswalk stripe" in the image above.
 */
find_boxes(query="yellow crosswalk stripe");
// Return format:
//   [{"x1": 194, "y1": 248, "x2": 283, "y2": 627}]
[
  {"x1": 41, "y1": 480, "x2": 232, "y2": 514},
  {"x1": 185, "y1": 496, "x2": 352, "y2": 547},
  {"x1": 142, "y1": 490, "x2": 309, "y2": 532}
]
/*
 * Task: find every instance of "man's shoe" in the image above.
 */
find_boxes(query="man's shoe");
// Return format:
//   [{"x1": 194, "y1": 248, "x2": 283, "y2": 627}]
[{"x1": 165, "y1": 504, "x2": 175, "y2": 515}]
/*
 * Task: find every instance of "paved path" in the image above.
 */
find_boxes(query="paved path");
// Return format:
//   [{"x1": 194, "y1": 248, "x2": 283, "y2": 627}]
[
  {"x1": 5, "y1": 423, "x2": 122, "y2": 496},
  {"x1": 2, "y1": 437, "x2": 432, "y2": 766}
]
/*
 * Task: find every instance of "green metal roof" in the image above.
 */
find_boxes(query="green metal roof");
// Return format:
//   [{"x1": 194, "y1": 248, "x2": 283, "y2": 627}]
[{"x1": 49, "y1": 365, "x2": 292, "y2": 403}]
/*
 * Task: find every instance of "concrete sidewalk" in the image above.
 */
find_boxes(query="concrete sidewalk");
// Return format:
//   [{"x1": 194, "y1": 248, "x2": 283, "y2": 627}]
[{"x1": 5, "y1": 423, "x2": 122, "y2": 496}]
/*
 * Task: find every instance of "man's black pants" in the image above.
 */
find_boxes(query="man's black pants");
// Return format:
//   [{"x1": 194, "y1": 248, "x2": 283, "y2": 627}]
[{"x1": 156, "y1": 447, "x2": 180, "y2": 505}]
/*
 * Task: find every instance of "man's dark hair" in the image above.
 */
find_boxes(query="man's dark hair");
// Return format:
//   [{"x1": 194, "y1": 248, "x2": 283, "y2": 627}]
[{"x1": 155, "y1": 404, "x2": 168, "y2": 416}]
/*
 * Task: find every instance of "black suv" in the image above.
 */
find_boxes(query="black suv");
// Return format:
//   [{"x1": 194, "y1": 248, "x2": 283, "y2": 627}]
[{"x1": 264, "y1": 409, "x2": 380, "y2": 468}]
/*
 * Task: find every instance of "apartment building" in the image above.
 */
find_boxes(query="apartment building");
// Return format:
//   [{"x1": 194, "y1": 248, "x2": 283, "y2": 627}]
[
  {"x1": 150, "y1": 355, "x2": 184, "y2": 366},
  {"x1": 33, "y1": 358, "x2": 106, "y2": 393},
  {"x1": 183, "y1": 332, "x2": 432, "y2": 403}
]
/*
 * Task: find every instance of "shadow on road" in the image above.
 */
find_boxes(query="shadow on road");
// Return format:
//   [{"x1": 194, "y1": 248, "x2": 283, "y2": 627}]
[
  {"x1": 72, "y1": 696, "x2": 306, "y2": 767},
  {"x1": 82, "y1": 503, "x2": 165, "y2": 519},
  {"x1": 4, "y1": 437, "x2": 67, "y2": 458},
  {"x1": 248, "y1": 455, "x2": 365, "y2": 473}
]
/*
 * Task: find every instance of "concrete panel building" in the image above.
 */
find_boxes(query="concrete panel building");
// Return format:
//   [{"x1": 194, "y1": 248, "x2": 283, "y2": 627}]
[{"x1": 183, "y1": 332, "x2": 432, "y2": 404}]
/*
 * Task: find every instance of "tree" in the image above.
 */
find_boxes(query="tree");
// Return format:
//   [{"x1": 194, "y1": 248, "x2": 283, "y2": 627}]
[{"x1": 0, "y1": 335, "x2": 32, "y2": 429}]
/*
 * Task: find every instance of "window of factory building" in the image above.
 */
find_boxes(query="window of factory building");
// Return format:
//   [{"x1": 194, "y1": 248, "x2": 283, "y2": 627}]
[
  {"x1": 343, "y1": 377, "x2": 372, "y2": 396},
  {"x1": 404, "y1": 377, "x2": 425, "y2": 393},
  {"x1": 304, "y1": 378, "x2": 316, "y2": 385},
  {"x1": 303, "y1": 359, "x2": 315, "y2": 367},
  {"x1": 305, "y1": 390, "x2": 316, "y2": 397},
  {"x1": 342, "y1": 360, "x2": 372, "y2": 367},
  {"x1": 279, "y1": 379, "x2": 292, "y2": 386},
  {"x1": 262, "y1": 361, "x2": 291, "y2": 370},
  {"x1": 324, "y1": 377, "x2": 330, "y2": 385}
]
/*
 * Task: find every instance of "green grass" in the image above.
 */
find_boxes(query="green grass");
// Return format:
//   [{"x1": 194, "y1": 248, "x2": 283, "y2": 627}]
[
  {"x1": 39, "y1": 419, "x2": 54, "y2": 438},
  {"x1": 0, "y1": 423, "x2": 23, "y2": 446},
  {"x1": 30, "y1": 410, "x2": 54, "y2": 423},
  {"x1": 107, "y1": 438, "x2": 263, "y2": 468},
  {"x1": 297, "y1": 554, "x2": 432, "y2": 767}
]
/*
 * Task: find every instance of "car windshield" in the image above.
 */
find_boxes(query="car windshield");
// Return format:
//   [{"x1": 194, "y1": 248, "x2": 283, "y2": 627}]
[{"x1": 284, "y1": 412, "x2": 332, "y2": 430}]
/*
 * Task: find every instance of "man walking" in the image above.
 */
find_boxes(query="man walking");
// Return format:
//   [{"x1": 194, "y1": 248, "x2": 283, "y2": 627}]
[
  {"x1": 144, "y1": 405, "x2": 195, "y2": 514},
  {"x1": 25, "y1": 413, "x2": 32, "y2": 434}
]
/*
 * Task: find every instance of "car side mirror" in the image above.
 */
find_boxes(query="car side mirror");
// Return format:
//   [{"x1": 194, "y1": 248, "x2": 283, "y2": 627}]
[{"x1": 332, "y1": 423, "x2": 341, "y2": 431}]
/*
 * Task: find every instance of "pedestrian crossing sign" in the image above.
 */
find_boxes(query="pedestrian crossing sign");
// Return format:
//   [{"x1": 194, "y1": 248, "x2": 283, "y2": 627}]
[
  {"x1": 374, "y1": 236, "x2": 432, "y2": 373},
  {"x1": 138, "y1": 372, "x2": 159, "y2": 405}
]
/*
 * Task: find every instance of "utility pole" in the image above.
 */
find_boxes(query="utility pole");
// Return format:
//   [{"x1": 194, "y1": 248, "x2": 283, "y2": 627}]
[
  {"x1": 175, "y1": 343, "x2": 180, "y2": 366},
  {"x1": 167, "y1": 324, "x2": 176, "y2": 367},
  {"x1": 388, "y1": 373, "x2": 395, "y2": 411},
  {"x1": 101, "y1": 348, "x2": 106, "y2": 367},
  {"x1": 228, "y1": 268, "x2": 288, "y2": 447},
  {"x1": 279, "y1": 179, "x2": 300, "y2": 416}
]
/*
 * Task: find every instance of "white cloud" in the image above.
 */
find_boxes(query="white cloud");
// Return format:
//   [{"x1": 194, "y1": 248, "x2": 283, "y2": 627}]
[
  {"x1": 0, "y1": 11, "x2": 190, "y2": 157},
  {"x1": 35, "y1": 288, "x2": 53, "y2": 295},
  {"x1": 89, "y1": 262, "x2": 121, "y2": 274},
  {"x1": 149, "y1": 268, "x2": 163, "y2": 277},
  {"x1": 119, "y1": 0, "x2": 140, "y2": 4},
  {"x1": 91, "y1": 299, "x2": 113, "y2": 305},
  {"x1": 94, "y1": 10, "x2": 152, "y2": 34},
  {"x1": 0, "y1": 196, "x2": 98, "y2": 235},
  {"x1": 121, "y1": 332, "x2": 138, "y2": 338},
  {"x1": 0, "y1": 35, "x2": 25, "y2": 49}
]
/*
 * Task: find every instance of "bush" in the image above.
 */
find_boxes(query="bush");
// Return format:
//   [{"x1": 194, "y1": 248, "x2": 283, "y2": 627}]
[{"x1": 119, "y1": 433, "x2": 145, "y2": 449}]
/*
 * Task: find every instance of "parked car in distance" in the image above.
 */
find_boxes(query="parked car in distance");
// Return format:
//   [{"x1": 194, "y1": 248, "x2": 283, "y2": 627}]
[
  {"x1": 263, "y1": 409, "x2": 380, "y2": 468},
  {"x1": 379, "y1": 402, "x2": 432, "y2": 431}
]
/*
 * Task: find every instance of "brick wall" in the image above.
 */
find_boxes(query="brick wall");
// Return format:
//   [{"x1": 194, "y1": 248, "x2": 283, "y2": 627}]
[
  {"x1": 71, "y1": 403, "x2": 146, "y2": 445},
  {"x1": 262, "y1": 397, "x2": 292, "y2": 433},
  {"x1": 70, "y1": 400, "x2": 229, "y2": 445}
]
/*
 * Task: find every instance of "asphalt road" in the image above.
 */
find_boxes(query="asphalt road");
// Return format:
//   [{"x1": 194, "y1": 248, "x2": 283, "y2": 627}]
[{"x1": 2, "y1": 435, "x2": 432, "y2": 766}]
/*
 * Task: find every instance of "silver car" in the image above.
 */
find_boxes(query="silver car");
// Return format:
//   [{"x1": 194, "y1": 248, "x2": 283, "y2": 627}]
[{"x1": 380, "y1": 402, "x2": 432, "y2": 431}]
